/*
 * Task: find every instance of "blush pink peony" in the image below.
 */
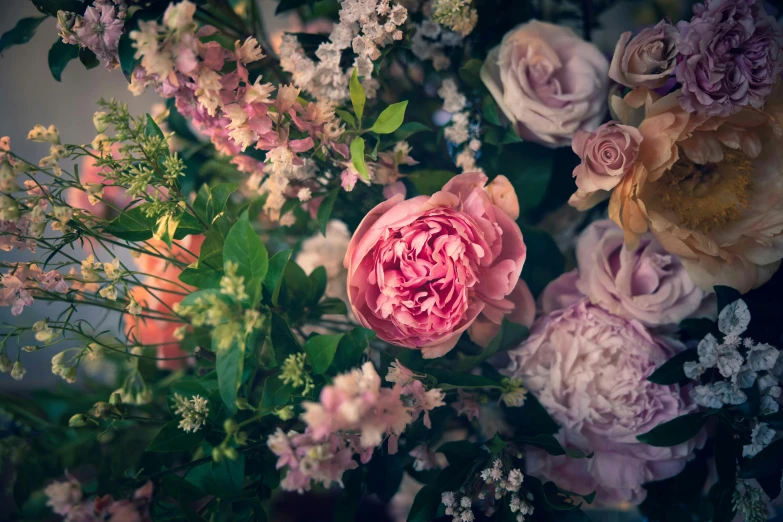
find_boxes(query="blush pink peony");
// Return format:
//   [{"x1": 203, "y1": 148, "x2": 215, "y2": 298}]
[
  {"x1": 344, "y1": 172, "x2": 528, "y2": 358},
  {"x1": 126, "y1": 234, "x2": 204, "y2": 370},
  {"x1": 506, "y1": 300, "x2": 705, "y2": 505}
]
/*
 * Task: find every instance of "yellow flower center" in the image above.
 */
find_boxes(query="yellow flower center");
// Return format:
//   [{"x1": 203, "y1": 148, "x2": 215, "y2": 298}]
[{"x1": 654, "y1": 148, "x2": 753, "y2": 233}]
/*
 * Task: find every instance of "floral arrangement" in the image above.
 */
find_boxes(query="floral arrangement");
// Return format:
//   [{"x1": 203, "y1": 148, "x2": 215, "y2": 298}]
[{"x1": 1, "y1": 0, "x2": 783, "y2": 521}]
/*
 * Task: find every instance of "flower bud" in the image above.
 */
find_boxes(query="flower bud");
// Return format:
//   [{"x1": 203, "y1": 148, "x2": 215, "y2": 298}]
[
  {"x1": 223, "y1": 419, "x2": 238, "y2": 434},
  {"x1": 10, "y1": 361, "x2": 26, "y2": 380},
  {"x1": 69, "y1": 414, "x2": 89, "y2": 428},
  {"x1": 93, "y1": 111, "x2": 109, "y2": 133},
  {"x1": 0, "y1": 353, "x2": 12, "y2": 372},
  {"x1": 212, "y1": 446, "x2": 224, "y2": 463},
  {"x1": 223, "y1": 447, "x2": 239, "y2": 461},
  {"x1": 93, "y1": 402, "x2": 112, "y2": 418},
  {"x1": 234, "y1": 397, "x2": 252, "y2": 411},
  {"x1": 109, "y1": 390, "x2": 123, "y2": 407},
  {"x1": 234, "y1": 431, "x2": 248, "y2": 446}
]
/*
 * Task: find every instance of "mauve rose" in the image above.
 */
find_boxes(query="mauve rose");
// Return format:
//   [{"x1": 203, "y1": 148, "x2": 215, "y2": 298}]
[
  {"x1": 344, "y1": 172, "x2": 527, "y2": 358},
  {"x1": 542, "y1": 220, "x2": 714, "y2": 327},
  {"x1": 676, "y1": 0, "x2": 783, "y2": 117},
  {"x1": 506, "y1": 300, "x2": 705, "y2": 505},
  {"x1": 480, "y1": 21, "x2": 609, "y2": 148},
  {"x1": 572, "y1": 122, "x2": 643, "y2": 196},
  {"x1": 609, "y1": 21, "x2": 679, "y2": 89}
]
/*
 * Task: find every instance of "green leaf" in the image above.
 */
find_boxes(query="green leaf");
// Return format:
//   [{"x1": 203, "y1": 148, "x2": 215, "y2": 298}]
[
  {"x1": 147, "y1": 420, "x2": 204, "y2": 452},
  {"x1": 316, "y1": 297, "x2": 348, "y2": 315},
  {"x1": 394, "y1": 121, "x2": 431, "y2": 141},
  {"x1": 515, "y1": 434, "x2": 591, "y2": 459},
  {"x1": 740, "y1": 439, "x2": 783, "y2": 479},
  {"x1": 78, "y1": 47, "x2": 99, "y2": 69},
  {"x1": 350, "y1": 137, "x2": 369, "y2": 180},
  {"x1": 214, "y1": 325, "x2": 244, "y2": 414},
  {"x1": 370, "y1": 101, "x2": 408, "y2": 134},
  {"x1": 193, "y1": 183, "x2": 237, "y2": 225},
  {"x1": 335, "y1": 109, "x2": 357, "y2": 130},
  {"x1": 307, "y1": 266, "x2": 328, "y2": 304},
  {"x1": 637, "y1": 412, "x2": 707, "y2": 447},
  {"x1": 118, "y1": 33, "x2": 138, "y2": 82},
  {"x1": 317, "y1": 188, "x2": 339, "y2": 235},
  {"x1": 501, "y1": 143, "x2": 553, "y2": 212},
  {"x1": 505, "y1": 392, "x2": 559, "y2": 436},
  {"x1": 457, "y1": 320, "x2": 528, "y2": 371},
  {"x1": 48, "y1": 40, "x2": 78, "y2": 82},
  {"x1": 270, "y1": 312, "x2": 301, "y2": 364},
  {"x1": 437, "y1": 440, "x2": 487, "y2": 467},
  {"x1": 332, "y1": 327, "x2": 376, "y2": 373},
  {"x1": 647, "y1": 349, "x2": 699, "y2": 385},
  {"x1": 263, "y1": 249, "x2": 293, "y2": 306},
  {"x1": 482, "y1": 95, "x2": 502, "y2": 126},
  {"x1": 408, "y1": 170, "x2": 455, "y2": 196},
  {"x1": 105, "y1": 205, "x2": 157, "y2": 240},
  {"x1": 304, "y1": 333, "x2": 343, "y2": 374},
  {"x1": 178, "y1": 215, "x2": 231, "y2": 289},
  {"x1": 458, "y1": 59, "x2": 484, "y2": 90},
  {"x1": 0, "y1": 16, "x2": 46, "y2": 54},
  {"x1": 145, "y1": 113, "x2": 165, "y2": 139},
  {"x1": 223, "y1": 213, "x2": 269, "y2": 304},
  {"x1": 278, "y1": 260, "x2": 309, "y2": 313},
  {"x1": 679, "y1": 317, "x2": 716, "y2": 340},
  {"x1": 519, "y1": 226, "x2": 565, "y2": 298},
  {"x1": 715, "y1": 285, "x2": 742, "y2": 314},
  {"x1": 261, "y1": 374, "x2": 294, "y2": 408},
  {"x1": 349, "y1": 68, "x2": 366, "y2": 123},
  {"x1": 426, "y1": 370, "x2": 503, "y2": 390},
  {"x1": 759, "y1": 410, "x2": 783, "y2": 430},
  {"x1": 31, "y1": 0, "x2": 84, "y2": 15}
]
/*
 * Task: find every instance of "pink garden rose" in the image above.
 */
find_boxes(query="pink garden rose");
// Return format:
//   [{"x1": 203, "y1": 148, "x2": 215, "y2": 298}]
[
  {"x1": 609, "y1": 21, "x2": 680, "y2": 89},
  {"x1": 506, "y1": 300, "x2": 705, "y2": 505},
  {"x1": 344, "y1": 172, "x2": 527, "y2": 358},
  {"x1": 480, "y1": 21, "x2": 609, "y2": 147},
  {"x1": 542, "y1": 219, "x2": 714, "y2": 327},
  {"x1": 572, "y1": 122, "x2": 643, "y2": 194}
]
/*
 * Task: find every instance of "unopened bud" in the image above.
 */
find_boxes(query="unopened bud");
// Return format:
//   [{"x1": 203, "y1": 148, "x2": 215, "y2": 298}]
[
  {"x1": 109, "y1": 390, "x2": 123, "y2": 407},
  {"x1": 69, "y1": 413, "x2": 89, "y2": 428},
  {"x1": 93, "y1": 402, "x2": 112, "y2": 418},
  {"x1": 212, "y1": 446, "x2": 224, "y2": 463},
  {"x1": 93, "y1": 111, "x2": 109, "y2": 133},
  {"x1": 223, "y1": 419, "x2": 238, "y2": 434},
  {"x1": 235, "y1": 397, "x2": 253, "y2": 411},
  {"x1": 234, "y1": 431, "x2": 248, "y2": 446},
  {"x1": 223, "y1": 447, "x2": 238, "y2": 461}
]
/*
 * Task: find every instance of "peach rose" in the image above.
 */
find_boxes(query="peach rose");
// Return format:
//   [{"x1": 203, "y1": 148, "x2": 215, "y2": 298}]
[
  {"x1": 344, "y1": 172, "x2": 528, "y2": 358},
  {"x1": 609, "y1": 21, "x2": 679, "y2": 90},
  {"x1": 126, "y1": 234, "x2": 204, "y2": 369}
]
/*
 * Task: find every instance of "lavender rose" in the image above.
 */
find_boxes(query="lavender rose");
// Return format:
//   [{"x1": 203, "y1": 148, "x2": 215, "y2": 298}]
[
  {"x1": 480, "y1": 21, "x2": 609, "y2": 147},
  {"x1": 542, "y1": 220, "x2": 714, "y2": 328},
  {"x1": 572, "y1": 122, "x2": 643, "y2": 193},
  {"x1": 506, "y1": 300, "x2": 705, "y2": 505},
  {"x1": 676, "y1": 0, "x2": 783, "y2": 117},
  {"x1": 609, "y1": 21, "x2": 679, "y2": 89}
]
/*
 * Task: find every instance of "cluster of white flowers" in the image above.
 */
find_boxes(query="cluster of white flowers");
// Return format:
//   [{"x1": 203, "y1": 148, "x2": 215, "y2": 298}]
[
  {"x1": 431, "y1": 0, "x2": 478, "y2": 37},
  {"x1": 438, "y1": 79, "x2": 482, "y2": 172},
  {"x1": 442, "y1": 492, "x2": 475, "y2": 522},
  {"x1": 501, "y1": 377, "x2": 527, "y2": 407},
  {"x1": 410, "y1": 20, "x2": 463, "y2": 70},
  {"x1": 732, "y1": 480, "x2": 769, "y2": 522},
  {"x1": 683, "y1": 299, "x2": 781, "y2": 457},
  {"x1": 279, "y1": 0, "x2": 408, "y2": 102},
  {"x1": 28, "y1": 124, "x2": 65, "y2": 177},
  {"x1": 173, "y1": 393, "x2": 209, "y2": 433}
]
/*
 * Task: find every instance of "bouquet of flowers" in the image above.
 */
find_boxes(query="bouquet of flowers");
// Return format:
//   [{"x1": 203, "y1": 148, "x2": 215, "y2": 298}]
[{"x1": 1, "y1": 0, "x2": 783, "y2": 520}]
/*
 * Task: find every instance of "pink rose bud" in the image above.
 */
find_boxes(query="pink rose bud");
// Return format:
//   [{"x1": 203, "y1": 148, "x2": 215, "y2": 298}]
[
  {"x1": 572, "y1": 121, "x2": 643, "y2": 193},
  {"x1": 344, "y1": 172, "x2": 527, "y2": 358}
]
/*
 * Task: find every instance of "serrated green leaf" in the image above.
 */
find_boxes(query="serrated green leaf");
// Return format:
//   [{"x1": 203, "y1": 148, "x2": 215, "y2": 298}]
[
  {"x1": 350, "y1": 137, "x2": 368, "y2": 179},
  {"x1": 304, "y1": 333, "x2": 343, "y2": 374},
  {"x1": 317, "y1": 188, "x2": 339, "y2": 235},
  {"x1": 0, "y1": 16, "x2": 46, "y2": 54},
  {"x1": 147, "y1": 420, "x2": 204, "y2": 452},
  {"x1": 370, "y1": 101, "x2": 408, "y2": 134},
  {"x1": 637, "y1": 412, "x2": 707, "y2": 447},
  {"x1": 350, "y1": 68, "x2": 366, "y2": 123},
  {"x1": 48, "y1": 40, "x2": 79, "y2": 82}
]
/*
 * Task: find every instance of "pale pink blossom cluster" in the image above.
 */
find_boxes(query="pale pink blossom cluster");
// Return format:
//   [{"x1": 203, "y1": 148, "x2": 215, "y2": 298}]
[
  {"x1": 129, "y1": 1, "x2": 349, "y2": 220},
  {"x1": 268, "y1": 360, "x2": 444, "y2": 492},
  {"x1": 44, "y1": 473, "x2": 153, "y2": 522},
  {"x1": 58, "y1": 0, "x2": 128, "y2": 69},
  {"x1": 1, "y1": 263, "x2": 68, "y2": 316},
  {"x1": 279, "y1": 0, "x2": 408, "y2": 102}
]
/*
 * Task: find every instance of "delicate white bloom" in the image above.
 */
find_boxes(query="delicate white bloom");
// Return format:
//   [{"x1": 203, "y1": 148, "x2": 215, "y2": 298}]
[
  {"x1": 689, "y1": 384, "x2": 724, "y2": 409},
  {"x1": 10, "y1": 361, "x2": 26, "y2": 380},
  {"x1": 236, "y1": 37, "x2": 264, "y2": 64},
  {"x1": 174, "y1": 393, "x2": 209, "y2": 433},
  {"x1": 441, "y1": 491, "x2": 456, "y2": 507},
  {"x1": 716, "y1": 348, "x2": 744, "y2": 378},
  {"x1": 297, "y1": 187, "x2": 312, "y2": 202},
  {"x1": 126, "y1": 296, "x2": 142, "y2": 316},
  {"x1": 697, "y1": 333, "x2": 718, "y2": 367},
  {"x1": 103, "y1": 258, "x2": 121, "y2": 280},
  {"x1": 748, "y1": 343, "x2": 779, "y2": 372},
  {"x1": 99, "y1": 285, "x2": 118, "y2": 301},
  {"x1": 743, "y1": 423, "x2": 775, "y2": 457},
  {"x1": 507, "y1": 469, "x2": 524, "y2": 490},
  {"x1": 438, "y1": 78, "x2": 467, "y2": 113},
  {"x1": 718, "y1": 299, "x2": 751, "y2": 337},
  {"x1": 683, "y1": 361, "x2": 704, "y2": 379}
]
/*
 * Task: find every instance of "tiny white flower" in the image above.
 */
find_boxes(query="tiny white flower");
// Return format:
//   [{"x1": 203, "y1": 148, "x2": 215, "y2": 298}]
[
  {"x1": 718, "y1": 299, "x2": 751, "y2": 337},
  {"x1": 748, "y1": 343, "x2": 779, "y2": 372},
  {"x1": 697, "y1": 333, "x2": 718, "y2": 367},
  {"x1": 716, "y1": 348, "x2": 744, "y2": 378},
  {"x1": 441, "y1": 491, "x2": 456, "y2": 508}
]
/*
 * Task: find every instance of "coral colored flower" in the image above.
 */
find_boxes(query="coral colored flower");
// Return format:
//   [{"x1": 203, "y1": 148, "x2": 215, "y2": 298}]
[
  {"x1": 125, "y1": 234, "x2": 204, "y2": 370},
  {"x1": 481, "y1": 21, "x2": 609, "y2": 147},
  {"x1": 542, "y1": 220, "x2": 714, "y2": 328},
  {"x1": 506, "y1": 300, "x2": 705, "y2": 506},
  {"x1": 344, "y1": 172, "x2": 527, "y2": 357}
]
